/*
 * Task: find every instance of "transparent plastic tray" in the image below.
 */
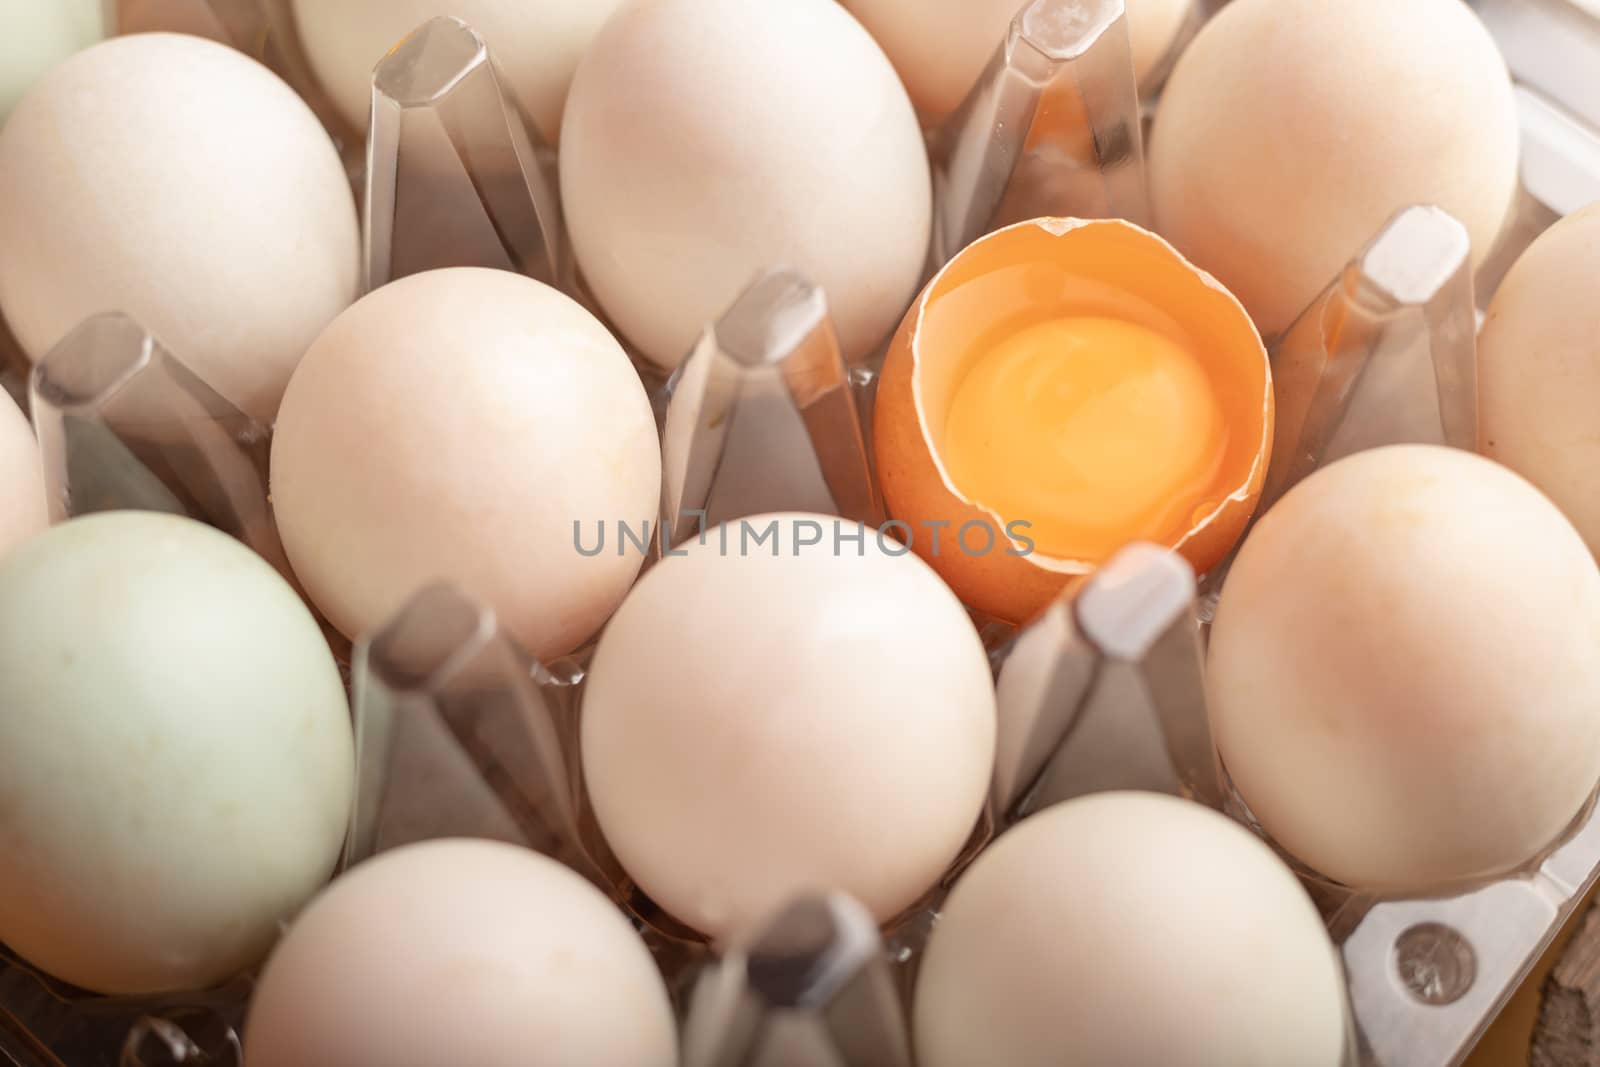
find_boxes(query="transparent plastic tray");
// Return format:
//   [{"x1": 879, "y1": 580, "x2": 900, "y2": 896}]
[{"x1": 3, "y1": 1, "x2": 1600, "y2": 1064}]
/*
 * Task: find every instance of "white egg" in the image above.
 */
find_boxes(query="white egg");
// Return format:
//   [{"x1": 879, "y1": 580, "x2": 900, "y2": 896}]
[
  {"x1": 0, "y1": 512, "x2": 354, "y2": 995},
  {"x1": 1149, "y1": 0, "x2": 1519, "y2": 336},
  {"x1": 245, "y1": 839, "x2": 678, "y2": 1067},
  {"x1": 271, "y1": 267, "x2": 661, "y2": 661},
  {"x1": 0, "y1": 390, "x2": 45, "y2": 560},
  {"x1": 844, "y1": 0, "x2": 1192, "y2": 122},
  {"x1": 1208, "y1": 446, "x2": 1600, "y2": 890},
  {"x1": 914, "y1": 792, "x2": 1347, "y2": 1067},
  {"x1": 581, "y1": 513, "x2": 996, "y2": 942},
  {"x1": 290, "y1": 0, "x2": 625, "y2": 145},
  {"x1": 0, "y1": 0, "x2": 102, "y2": 120},
  {"x1": 1480, "y1": 202, "x2": 1600, "y2": 554},
  {"x1": 0, "y1": 34, "x2": 359, "y2": 421},
  {"x1": 560, "y1": 0, "x2": 932, "y2": 370}
]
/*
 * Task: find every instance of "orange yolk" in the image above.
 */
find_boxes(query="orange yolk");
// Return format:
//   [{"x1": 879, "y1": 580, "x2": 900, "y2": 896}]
[{"x1": 941, "y1": 315, "x2": 1228, "y2": 561}]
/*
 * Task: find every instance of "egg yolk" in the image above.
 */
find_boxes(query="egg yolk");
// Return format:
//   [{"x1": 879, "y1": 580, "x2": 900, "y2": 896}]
[{"x1": 942, "y1": 315, "x2": 1228, "y2": 561}]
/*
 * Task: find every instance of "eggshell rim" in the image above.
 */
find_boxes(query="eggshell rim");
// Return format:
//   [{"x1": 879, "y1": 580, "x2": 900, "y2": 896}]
[{"x1": 904, "y1": 216, "x2": 1274, "y2": 576}]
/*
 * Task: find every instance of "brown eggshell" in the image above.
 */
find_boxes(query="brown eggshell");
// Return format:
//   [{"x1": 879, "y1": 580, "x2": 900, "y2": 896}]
[{"x1": 874, "y1": 217, "x2": 1271, "y2": 624}]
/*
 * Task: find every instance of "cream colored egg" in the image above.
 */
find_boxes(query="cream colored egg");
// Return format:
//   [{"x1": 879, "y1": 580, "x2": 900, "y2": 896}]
[
  {"x1": 0, "y1": 34, "x2": 358, "y2": 422},
  {"x1": 290, "y1": 0, "x2": 625, "y2": 145},
  {"x1": 271, "y1": 267, "x2": 660, "y2": 661},
  {"x1": 845, "y1": 0, "x2": 1191, "y2": 122},
  {"x1": 0, "y1": 512, "x2": 354, "y2": 995},
  {"x1": 1149, "y1": 0, "x2": 1519, "y2": 337},
  {"x1": 1208, "y1": 446, "x2": 1600, "y2": 890},
  {"x1": 1480, "y1": 203, "x2": 1600, "y2": 554},
  {"x1": 245, "y1": 840, "x2": 678, "y2": 1067},
  {"x1": 560, "y1": 0, "x2": 931, "y2": 370},
  {"x1": 915, "y1": 792, "x2": 1347, "y2": 1067},
  {"x1": 582, "y1": 513, "x2": 996, "y2": 941},
  {"x1": 0, "y1": 0, "x2": 102, "y2": 120},
  {"x1": 0, "y1": 391, "x2": 45, "y2": 559}
]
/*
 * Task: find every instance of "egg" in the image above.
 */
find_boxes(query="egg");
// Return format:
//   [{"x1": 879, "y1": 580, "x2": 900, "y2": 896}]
[
  {"x1": 914, "y1": 792, "x2": 1347, "y2": 1067},
  {"x1": 0, "y1": 0, "x2": 101, "y2": 120},
  {"x1": 560, "y1": 0, "x2": 931, "y2": 370},
  {"x1": 1480, "y1": 202, "x2": 1600, "y2": 554},
  {"x1": 874, "y1": 217, "x2": 1271, "y2": 625},
  {"x1": 1149, "y1": 0, "x2": 1520, "y2": 337},
  {"x1": 1208, "y1": 446, "x2": 1600, "y2": 890},
  {"x1": 271, "y1": 267, "x2": 660, "y2": 661},
  {"x1": 245, "y1": 839, "x2": 677, "y2": 1067},
  {"x1": 581, "y1": 513, "x2": 996, "y2": 942},
  {"x1": 0, "y1": 390, "x2": 45, "y2": 559},
  {"x1": 0, "y1": 34, "x2": 358, "y2": 421},
  {"x1": 0, "y1": 512, "x2": 353, "y2": 995},
  {"x1": 113, "y1": 0, "x2": 243, "y2": 39},
  {"x1": 290, "y1": 0, "x2": 625, "y2": 145},
  {"x1": 844, "y1": 0, "x2": 1192, "y2": 122}
]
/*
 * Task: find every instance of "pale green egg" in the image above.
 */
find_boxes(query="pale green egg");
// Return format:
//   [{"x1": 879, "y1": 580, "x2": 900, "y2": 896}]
[
  {"x1": 0, "y1": 0, "x2": 103, "y2": 122},
  {"x1": 0, "y1": 510, "x2": 354, "y2": 995}
]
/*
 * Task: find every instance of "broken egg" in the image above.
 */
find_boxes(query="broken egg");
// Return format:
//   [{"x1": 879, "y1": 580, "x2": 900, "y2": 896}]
[{"x1": 873, "y1": 217, "x2": 1271, "y2": 625}]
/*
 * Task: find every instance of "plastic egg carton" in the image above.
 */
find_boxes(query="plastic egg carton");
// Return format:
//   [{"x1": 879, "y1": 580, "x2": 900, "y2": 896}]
[{"x1": 3, "y1": 1, "x2": 1600, "y2": 1065}]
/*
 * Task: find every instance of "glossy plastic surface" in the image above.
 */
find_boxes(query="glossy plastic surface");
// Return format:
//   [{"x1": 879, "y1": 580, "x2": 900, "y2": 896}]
[
  {"x1": 27, "y1": 312, "x2": 289, "y2": 577},
  {"x1": 660, "y1": 268, "x2": 882, "y2": 542},
  {"x1": 929, "y1": 0, "x2": 1148, "y2": 267},
  {"x1": 343, "y1": 580, "x2": 592, "y2": 878},
  {"x1": 363, "y1": 16, "x2": 567, "y2": 293},
  {"x1": 3, "y1": 3, "x2": 1599, "y2": 1066},
  {"x1": 1262, "y1": 204, "x2": 1478, "y2": 511},
  {"x1": 993, "y1": 542, "x2": 1218, "y2": 820},
  {"x1": 1198, "y1": 204, "x2": 1480, "y2": 614},
  {"x1": 682, "y1": 894, "x2": 912, "y2": 1067}
]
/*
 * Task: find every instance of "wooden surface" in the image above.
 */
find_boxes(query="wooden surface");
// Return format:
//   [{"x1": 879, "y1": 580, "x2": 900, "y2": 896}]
[
  {"x1": 1465, "y1": 886, "x2": 1600, "y2": 1067},
  {"x1": 1528, "y1": 891, "x2": 1600, "y2": 1067}
]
